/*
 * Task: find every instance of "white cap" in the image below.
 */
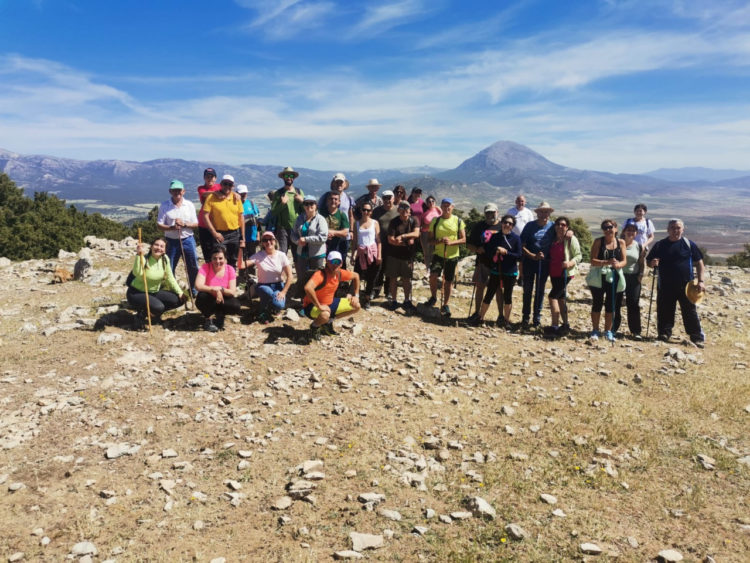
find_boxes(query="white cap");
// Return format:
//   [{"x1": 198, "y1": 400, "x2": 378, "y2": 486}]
[
  {"x1": 381, "y1": 189, "x2": 394, "y2": 198},
  {"x1": 333, "y1": 173, "x2": 346, "y2": 182},
  {"x1": 327, "y1": 251, "x2": 343, "y2": 262},
  {"x1": 221, "y1": 174, "x2": 235, "y2": 184},
  {"x1": 236, "y1": 184, "x2": 248, "y2": 194}
]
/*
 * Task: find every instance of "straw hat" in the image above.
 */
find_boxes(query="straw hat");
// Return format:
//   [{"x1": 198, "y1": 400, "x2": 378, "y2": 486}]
[
  {"x1": 685, "y1": 280, "x2": 705, "y2": 304},
  {"x1": 278, "y1": 166, "x2": 299, "y2": 179},
  {"x1": 535, "y1": 201, "x2": 554, "y2": 213}
]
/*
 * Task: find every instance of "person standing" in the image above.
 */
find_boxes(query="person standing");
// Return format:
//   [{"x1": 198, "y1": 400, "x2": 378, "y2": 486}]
[
  {"x1": 271, "y1": 166, "x2": 305, "y2": 256},
  {"x1": 319, "y1": 173, "x2": 355, "y2": 265},
  {"x1": 386, "y1": 201, "x2": 420, "y2": 312},
  {"x1": 423, "y1": 198, "x2": 466, "y2": 317},
  {"x1": 544, "y1": 216, "x2": 581, "y2": 337},
  {"x1": 157, "y1": 179, "x2": 199, "y2": 294},
  {"x1": 520, "y1": 202, "x2": 554, "y2": 329},
  {"x1": 588, "y1": 219, "x2": 627, "y2": 342},
  {"x1": 236, "y1": 184, "x2": 261, "y2": 258},
  {"x1": 624, "y1": 203, "x2": 655, "y2": 250},
  {"x1": 197, "y1": 167, "x2": 221, "y2": 261},
  {"x1": 407, "y1": 187, "x2": 425, "y2": 227},
  {"x1": 200, "y1": 174, "x2": 245, "y2": 269},
  {"x1": 372, "y1": 189, "x2": 398, "y2": 300},
  {"x1": 507, "y1": 194, "x2": 536, "y2": 286},
  {"x1": 354, "y1": 179, "x2": 383, "y2": 221},
  {"x1": 467, "y1": 203, "x2": 503, "y2": 322},
  {"x1": 321, "y1": 191, "x2": 351, "y2": 268},
  {"x1": 646, "y1": 219, "x2": 706, "y2": 347},
  {"x1": 291, "y1": 195, "x2": 329, "y2": 294},
  {"x1": 419, "y1": 195, "x2": 441, "y2": 270},
  {"x1": 612, "y1": 221, "x2": 645, "y2": 339}
]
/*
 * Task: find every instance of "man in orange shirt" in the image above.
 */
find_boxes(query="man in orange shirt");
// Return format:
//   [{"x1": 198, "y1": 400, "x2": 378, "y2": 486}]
[{"x1": 303, "y1": 251, "x2": 361, "y2": 340}]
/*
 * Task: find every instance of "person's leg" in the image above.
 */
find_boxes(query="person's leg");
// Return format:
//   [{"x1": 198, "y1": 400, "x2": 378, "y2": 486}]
[
  {"x1": 256, "y1": 284, "x2": 275, "y2": 310},
  {"x1": 521, "y1": 258, "x2": 535, "y2": 323},
  {"x1": 501, "y1": 274, "x2": 515, "y2": 322},
  {"x1": 677, "y1": 291, "x2": 704, "y2": 342},
  {"x1": 223, "y1": 231, "x2": 240, "y2": 269},
  {"x1": 657, "y1": 283, "x2": 677, "y2": 338},
  {"x1": 590, "y1": 285, "x2": 604, "y2": 333},
  {"x1": 195, "y1": 292, "x2": 217, "y2": 318},
  {"x1": 198, "y1": 227, "x2": 214, "y2": 263},
  {"x1": 624, "y1": 273, "x2": 641, "y2": 335},
  {"x1": 182, "y1": 236, "x2": 200, "y2": 293},
  {"x1": 166, "y1": 238, "x2": 181, "y2": 275},
  {"x1": 480, "y1": 275, "x2": 500, "y2": 321},
  {"x1": 442, "y1": 259, "x2": 457, "y2": 305},
  {"x1": 403, "y1": 275, "x2": 412, "y2": 303},
  {"x1": 268, "y1": 282, "x2": 287, "y2": 311},
  {"x1": 218, "y1": 297, "x2": 242, "y2": 316},
  {"x1": 329, "y1": 297, "x2": 361, "y2": 322},
  {"x1": 155, "y1": 290, "x2": 181, "y2": 314},
  {"x1": 532, "y1": 261, "x2": 549, "y2": 325}
]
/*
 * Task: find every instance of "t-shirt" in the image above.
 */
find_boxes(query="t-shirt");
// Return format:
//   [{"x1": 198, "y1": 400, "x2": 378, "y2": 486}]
[
  {"x1": 520, "y1": 220, "x2": 552, "y2": 256},
  {"x1": 646, "y1": 237, "x2": 702, "y2": 286},
  {"x1": 507, "y1": 206, "x2": 535, "y2": 236},
  {"x1": 623, "y1": 242, "x2": 642, "y2": 275},
  {"x1": 624, "y1": 217, "x2": 655, "y2": 248},
  {"x1": 373, "y1": 206, "x2": 399, "y2": 243},
  {"x1": 203, "y1": 193, "x2": 243, "y2": 231},
  {"x1": 250, "y1": 250, "x2": 290, "y2": 284},
  {"x1": 420, "y1": 207, "x2": 442, "y2": 232},
  {"x1": 197, "y1": 183, "x2": 220, "y2": 228},
  {"x1": 198, "y1": 262, "x2": 236, "y2": 289},
  {"x1": 272, "y1": 186, "x2": 305, "y2": 229},
  {"x1": 158, "y1": 198, "x2": 198, "y2": 240},
  {"x1": 322, "y1": 209, "x2": 350, "y2": 237},
  {"x1": 303, "y1": 268, "x2": 355, "y2": 307},
  {"x1": 409, "y1": 198, "x2": 425, "y2": 226},
  {"x1": 468, "y1": 220, "x2": 502, "y2": 267},
  {"x1": 431, "y1": 215, "x2": 464, "y2": 260},
  {"x1": 387, "y1": 216, "x2": 419, "y2": 260}
]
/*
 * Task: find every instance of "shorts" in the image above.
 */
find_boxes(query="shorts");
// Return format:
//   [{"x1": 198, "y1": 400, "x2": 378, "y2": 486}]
[
  {"x1": 549, "y1": 275, "x2": 573, "y2": 300},
  {"x1": 304, "y1": 297, "x2": 354, "y2": 320},
  {"x1": 430, "y1": 255, "x2": 458, "y2": 282},
  {"x1": 472, "y1": 261, "x2": 492, "y2": 285},
  {"x1": 385, "y1": 256, "x2": 411, "y2": 279}
]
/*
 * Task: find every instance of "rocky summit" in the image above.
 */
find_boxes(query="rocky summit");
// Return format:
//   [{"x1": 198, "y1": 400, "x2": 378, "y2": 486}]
[{"x1": 0, "y1": 237, "x2": 748, "y2": 560}]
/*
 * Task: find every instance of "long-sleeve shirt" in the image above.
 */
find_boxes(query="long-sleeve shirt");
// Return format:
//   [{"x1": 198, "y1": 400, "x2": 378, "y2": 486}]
[{"x1": 130, "y1": 254, "x2": 183, "y2": 295}]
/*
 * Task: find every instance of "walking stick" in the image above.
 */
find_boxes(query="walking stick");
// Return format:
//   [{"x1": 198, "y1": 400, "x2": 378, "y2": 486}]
[
  {"x1": 646, "y1": 266, "x2": 657, "y2": 338},
  {"x1": 610, "y1": 272, "x2": 617, "y2": 346},
  {"x1": 177, "y1": 228, "x2": 195, "y2": 309},
  {"x1": 439, "y1": 242, "x2": 447, "y2": 312},
  {"x1": 468, "y1": 260, "x2": 477, "y2": 320},
  {"x1": 137, "y1": 228, "x2": 152, "y2": 334}
]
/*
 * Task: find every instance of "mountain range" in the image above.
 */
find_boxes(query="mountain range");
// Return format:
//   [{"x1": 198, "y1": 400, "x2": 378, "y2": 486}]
[{"x1": 2, "y1": 141, "x2": 749, "y2": 219}]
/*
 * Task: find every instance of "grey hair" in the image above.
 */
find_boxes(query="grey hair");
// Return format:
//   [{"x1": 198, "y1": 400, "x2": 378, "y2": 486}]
[{"x1": 667, "y1": 218, "x2": 684, "y2": 229}]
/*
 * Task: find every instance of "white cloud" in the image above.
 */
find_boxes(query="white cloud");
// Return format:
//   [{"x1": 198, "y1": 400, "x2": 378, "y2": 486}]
[
  {"x1": 237, "y1": 0, "x2": 335, "y2": 38},
  {"x1": 349, "y1": 0, "x2": 430, "y2": 36}
]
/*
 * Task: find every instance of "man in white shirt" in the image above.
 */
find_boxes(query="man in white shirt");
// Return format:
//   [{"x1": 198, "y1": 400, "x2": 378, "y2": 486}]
[
  {"x1": 157, "y1": 179, "x2": 200, "y2": 294},
  {"x1": 507, "y1": 194, "x2": 536, "y2": 287}
]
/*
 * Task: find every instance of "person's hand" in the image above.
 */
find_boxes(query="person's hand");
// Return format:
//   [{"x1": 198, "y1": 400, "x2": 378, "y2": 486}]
[
  {"x1": 565, "y1": 229, "x2": 573, "y2": 240},
  {"x1": 179, "y1": 293, "x2": 188, "y2": 304},
  {"x1": 376, "y1": 256, "x2": 382, "y2": 265},
  {"x1": 536, "y1": 252, "x2": 544, "y2": 261},
  {"x1": 214, "y1": 288, "x2": 224, "y2": 304},
  {"x1": 280, "y1": 193, "x2": 288, "y2": 205},
  {"x1": 214, "y1": 232, "x2": 224, "y2": 243},
  {"x1": 318, "y1": 304, "x2": 330, "y2": 314},
  {"x1": 350, "y1": 295, "x2": 360, "y2": 308},
  {"x1": 136, "y1": 243, "x2": 145, "y2": 255},
  {"x1": 240, "y1": 241, "x2": 246, "y2": 247},
  {"x1": 649, "y1": 258, "x2": 659, "y2": 268},
  {"x1": 175, "y1": 219, "x2": 184, "y2": 228},
  {"x1": 497, "y1": 247, "x2": 508, "y2": 256},
  {"x1": 327, "y1": 233, "x2": 334, "y2": 240},
  {"x1": 441, "y1": 236, "x2": 450, "y2": 244},
  {"x1": 298, "y1": 237, "x2": 307, "y2": 246}
]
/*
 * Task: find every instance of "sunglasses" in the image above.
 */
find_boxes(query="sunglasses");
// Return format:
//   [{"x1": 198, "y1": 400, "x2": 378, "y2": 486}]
[
  {"x1": 603, "y1": 225, "x2": 614, "y2": 230},
  {"x1": 220, "y1": 182, "x2": 233, "y2": 187},
  {"x1": 262, "y1": 238, "x2": 274, "y2": 243},
  {"x1": 557, "y1": 223, "x2": 568, "y2": 228},
  {"x1": 329, "y1": 259, "x2": 342, "y2": 266},
  {"x1": 362, "y1": 208, "x2": 372, "y2": 213},
  {"x1": 283, "y1": 174, "x2": 296, "y2": 179},
  {"x1": 501, "y1": 220, "x2": 515, "y2": 226}
]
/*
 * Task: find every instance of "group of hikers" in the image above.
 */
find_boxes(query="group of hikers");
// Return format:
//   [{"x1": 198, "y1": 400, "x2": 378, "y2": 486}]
[{"x1": 126, "y1": 167, "x2": 707, "y2": 347}]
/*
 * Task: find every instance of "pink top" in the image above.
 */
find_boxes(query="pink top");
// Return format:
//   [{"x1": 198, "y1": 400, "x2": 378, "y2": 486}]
[
  {"x1": 421, "y1": 207, "x2": 442, "y2": 232},
  {"x1": 199, "y1": 262, "x2": 236, "y2": 288},
  {"x1": 410, "y1": 198, "x2": 425, "y2": 225},
  {"x1": 250, "y1": 250, "x2": 290, "y2": 284},
  {"x1": 549, "y1": 240, "x2": 565, "y2": 278}
]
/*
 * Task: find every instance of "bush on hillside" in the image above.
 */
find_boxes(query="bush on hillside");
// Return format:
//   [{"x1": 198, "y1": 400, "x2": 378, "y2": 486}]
[{"x1": 727, "y1": 243, "x2": 750, "y2": 267}]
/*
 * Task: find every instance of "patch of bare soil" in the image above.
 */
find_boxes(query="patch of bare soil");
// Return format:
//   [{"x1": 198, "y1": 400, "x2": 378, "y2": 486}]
[{"x1": 0, "y1": 240, "x2": 748, "y2": 562}]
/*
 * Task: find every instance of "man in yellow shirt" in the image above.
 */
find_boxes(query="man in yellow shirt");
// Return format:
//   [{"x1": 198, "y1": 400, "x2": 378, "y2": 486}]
[
  {"x1": 424, "y1": 198, "x2": 466, "y2": 317},
  {"x1": 200, "y1": 174, "x2": 245, "y2": 268}
]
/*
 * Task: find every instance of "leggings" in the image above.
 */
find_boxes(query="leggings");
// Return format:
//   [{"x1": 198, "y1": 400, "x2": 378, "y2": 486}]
[
  {"x1": 355, "y1": 260, "x2": 380, "y2": 298},
  {"x1": 195, "y1": 291, "x2": 242, "y2": 318},
  {"x1": 590, "y1": 275, "x2": 623, "y2": 313},
  {"x1": 483, "y1": 274, "x2": 516, "y2": 305},
  {"x1": 126, "y1": 287, "x2": 182, "y2": 318}
]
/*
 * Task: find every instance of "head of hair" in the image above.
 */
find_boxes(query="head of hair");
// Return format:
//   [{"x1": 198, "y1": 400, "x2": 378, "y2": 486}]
[
  {"x1": 634, "y1": 203, "x2": 647, "y2": 213},
  {"x1": 423, "y1": 195, "x2": 437, "y2": 212},
  {"x1": 668, "y1": 218, "x2": 684, "y2": 229},
  {"x1": 211, "y1": 244, "x2": 227, "y2": 259},
  {"x1": 501, "y1": 213, "x2": 516, "y2": 226},
  {"x1": 555, "y1": 216, "x2": 570, "y2": 227},
  {"x1": 601, "y1": 218, "x2": 618, "y2": 230}
]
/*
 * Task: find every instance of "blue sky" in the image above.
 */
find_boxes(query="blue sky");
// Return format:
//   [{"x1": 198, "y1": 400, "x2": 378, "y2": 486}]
[{"x1": 1, "y1": 0, "x2": 749, "y2": 173}]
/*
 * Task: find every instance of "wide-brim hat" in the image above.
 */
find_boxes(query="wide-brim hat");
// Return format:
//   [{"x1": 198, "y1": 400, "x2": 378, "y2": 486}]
[
  {"x1": 535, "y1": 201, "x2": 554, "y2": 213},
  {"x1": 685, "y1": 280, "x2": 705, "y2": 304},
  {"x1": 367, "y1": 178, "x2": 382, "y2": 187},
  {"x1": 279, "y1": 166, "x2": 299, "y2": 179}
]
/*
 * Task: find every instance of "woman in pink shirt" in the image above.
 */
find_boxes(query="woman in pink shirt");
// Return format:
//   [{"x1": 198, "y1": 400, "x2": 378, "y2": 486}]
[
  {"x1": 194, "y1": 245, "x2": 241, "y2": 332},
  {"x1": 419, "y1": 195, "x2": 442, "y2": 269}
]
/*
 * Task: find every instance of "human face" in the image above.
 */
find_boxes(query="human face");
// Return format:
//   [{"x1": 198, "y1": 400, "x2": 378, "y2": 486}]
[
  {"x1": 635, "y1": 207, "x2": 646, "y2": 220},
  {"x1": 440, "y1": 201, "x2": 453, "y2": 215},
  {"x1": 361, "y1": 206, "x2": 373, "y2": 216},
  {"x1": 204, "y1": 173, "x2": 216, "y2": 186},
  {"x1": 515, "y1": 197, "x2": 526, "y2": 209},
  {"x1": 332, "y1": 180, "x2": 344, "y2": 192},
  {"x1": 501, "y1": 219, "x2": 515, "y2": 233},
  {"x1": 151, "y1": 239, "x2": 166, "y2": 256},
  {"x1": 555, "y1": 220, "x2": 568, "y2": 237},
  {"x1": 261, "y1": 237, "x2": 275, "y2": 250},
  {"x1": 283, "y1": 174, "x2": 295, "y2": 186},
  {"x1": 211, "y1": 252, "x2": 226, "y2": 269},
  {"x1": 667, "y1": 222, "x2": 683, "y2": 241},
  {"x1": 382, "y1": 196, "x2": 393, "y2": 208},
  {"x1": 602, "y1": 222, "x2": 616, "y2": 237},
  {"x1": 170, "y1": 189, "x2": 184, "y2": 203},
  {"x1": 220, "y1": 180, "x2": 233, "y2": 194},
  {"x1": 398, "y1": 206, "x2": 410, "y2": 218},
  {"x1": 328, "y1": 194, "x2": 340, "y2": 212},
  {"x1": 394, "y1": 188, "x2": 406, "y2": 199},
  {"x1": 303, "y1": 201, "x2": 317, "y2": 216},
  {"x1": 485, "y1": 210, "x2": 498, "y2": 224},
  {"x1": 326, "y1": 259, "x2": 342, "y2": 273},
  {"x1": 426, "y1": 198, "x2": 435, "y2": 208},
  {"x1": 623, "y1": 226, "x2": 636, "y2": 240},
  {"x1": 536, "y1": 209, "x2": 551, "y2": 221}
]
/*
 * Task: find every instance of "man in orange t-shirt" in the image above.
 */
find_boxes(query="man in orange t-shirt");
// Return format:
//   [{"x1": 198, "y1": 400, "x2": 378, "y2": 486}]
[{"x1": 303, "y1": 251, "x2": 360, "y2": 339}]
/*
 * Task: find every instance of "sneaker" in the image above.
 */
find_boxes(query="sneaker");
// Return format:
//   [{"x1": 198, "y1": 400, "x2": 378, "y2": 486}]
[
  {"x1": 468, "y1": 312, "x2": 480, "y2": 323},
  {"x1": 605, "y1": 330, "x2": 616, "y2": 342},
  {"x1": 215, "y1": 314, "x2": 225, "y2": 330},
  {"x1": 559, "y1": 323, "x2": 571, "y2": 336},
  {"x1": 321, "y1": 322, "x2": 338, "y2": 336},
  {"x1": 309, "y1": 326, "x2": 322, "y2": 341},
  {"x1": 544, "y1": 326, "x2": 559, "y2": 337},
  {"x1": 257, "y1": 311, "x2": 271, "y2": 325},
  {"x1": 633, "y1": 334, "x2": 643, "y2": 341},
  {"x1": 386, "y1": 301, "x2": 399, "y2": 312},
  {"x1": 590, "y1": 330, "x2": 600, "y2": 341},
  {"x1": 691, "y1": 337, "x2": 705, "y2": 348},
  {"x1": 657, "y1": 333, "x2": 670, "y2": 342},
  {"x1": 424, "y1": 296, "x2": 437, "y2": 307},
  {"x1": 204, "y1": 318, "x2": 219, "y2": 333},
  {"x1": 468, "y1": 315, "x2": 482, "y2": 327},
  {"x1": 440, "y1": 305, "x2": 451, "y2": 317},
  {"x1": 403, "y1": 301, "x2": 416, "y2": 314},
  {"x1": 520, "y1": 319, "x2": 530, "y2": 331}
]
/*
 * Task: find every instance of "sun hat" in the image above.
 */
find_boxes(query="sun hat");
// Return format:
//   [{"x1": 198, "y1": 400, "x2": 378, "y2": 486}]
[
  {"x1": 484, "y1": 203, "x2": 498, "y2": 213},
  {"x1": 221, "y1": 174, "x2": 235, "y2": 184},
  {"x1": 278, "y1": 166, "x2": 299, "y2": 179},
  {"x1": 685, "y1": 280, "x2": 705, "y2": 305},
  {"x1": 303, "y1": 195, "x2": 317, "y2": 203},
  {"x1": 367, "y1": 178, "x2": 382, "y2": 187},
  {"x1": 236, "y1": 184, "x2": 248, "y2": 194},
  {"x1": 169, "y1": 179, "x2": 184, "y2": 191},
  {"x1": 333, "y1": 173, "x2": 347, "y2": 182},
  {"x1": 261, "y1": 231, "x2": 276, "y2": 240},
  {"x1": 327, "y1": 251, "x2": 343, "y2": 262},
  {"x1": 381, "y1": 190, "x2": 394, "y2": 198},
  {"x1": 535, "y1": 201, "x2": 554, "y2": 213}
]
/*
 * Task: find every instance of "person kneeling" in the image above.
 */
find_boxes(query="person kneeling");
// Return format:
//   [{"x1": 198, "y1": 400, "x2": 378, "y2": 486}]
[
  {"x1": 303, "y1": 251, "x2": 361, "y2": 340},
  {"x1": 194, "y1": 245, "x2": 242, "y2": 332}
]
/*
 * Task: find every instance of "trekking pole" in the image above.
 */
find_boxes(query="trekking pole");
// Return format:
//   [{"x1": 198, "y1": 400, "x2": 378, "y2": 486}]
[
  {"x1": 468, "y1": 258, "x2": 477, "y2": 320},
  {"x1": 646, "y1": 266, "x2": 657, "y2": 338},
  {"x1": 177, "y1": 228, "x2": 195, "y2": 310},
  {"x1": 137, "y1": 228, "x2": 152, "y2": 334},
  {"x1": 610, "y1": 273, "x2": 617, "y2": 346},
  {"x1": 562, "y1": 268, "x2": 568, "y2": 328},
  {"x1": 439, "y1": 243, "x2": 447, "y2": 311}
]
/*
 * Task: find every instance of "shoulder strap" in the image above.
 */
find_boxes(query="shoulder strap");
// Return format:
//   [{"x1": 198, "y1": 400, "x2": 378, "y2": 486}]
[
  {"x1": 313, "y1": 269, "x2": 328, "y2": 292},
  {"x1": 432, "y1": 216, "x2": 442, "y2": 237}
]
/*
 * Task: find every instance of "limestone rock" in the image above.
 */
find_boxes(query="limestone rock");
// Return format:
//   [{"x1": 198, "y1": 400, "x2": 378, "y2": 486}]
[{"x1": 349, "y1": 532, "x2": 384, "y2": 551}]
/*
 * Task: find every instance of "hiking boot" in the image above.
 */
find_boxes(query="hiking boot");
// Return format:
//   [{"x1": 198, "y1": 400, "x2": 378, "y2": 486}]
[
  {"x1": 590, "y1": 329, "x2": 600, "y2": 341},
  {"x1": 133, "y1": 312, "x2": 146, "y2": 331},
  {"x1": 657, "y1": 333, "x2": 670, "y2": 342},
  {"x1": 440, "y1": 305, "x2": 451, "y2": 317},
  {"x1": 520, "y1": 319, "x2": 531, "y2": 331},
  {"x1": 424, "y1": 296, "x2": 437, "y2": 307},
  {"x1": 309, "y1": 326, "x2": 322, "y2": 341},
  {"x1": 257, "y1": 311, "x2": 271, "y2": 325},
  {"x1": 321, "y1": 322, "x2": 338, "y2": 336},
  {"x1": 386, "y1": 301, "x2": 399, "y2": 312},
  {"x1": 468, "y1": 315, "x2": 482, "y2": 327},
  {"x1": 605, "y1": 330, "x2": 616, "y2": 343},
  {"x1": 467, "y1": 312, "x2": 480, "y2": 323},
  {"x1": 403, "y1": 301, "x2": 416, "y2": 314},
  {"x1": 496, "y1": 316, "x2": 507, "y2": 329},
  {"x1": 215, "y1": 314, "x2": 225, "y2": 330},
  {"x1": 204, "y1": 318, "x2": 219, "y2": 333},
  {"x1": 544, "y1": 326, "x2": 559, "y2": 337},
  {"x1": 690, "y1": 337, "x2": 705, "y2": 348},
  {"x1": 558, "y1": 323, "x2": 571, "y2": 336}
]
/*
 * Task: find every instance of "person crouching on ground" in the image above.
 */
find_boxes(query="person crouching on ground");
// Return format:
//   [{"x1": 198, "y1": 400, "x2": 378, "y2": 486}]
[
  {"x1": 194, "y1": 245, "x2": 242, "y2": 332},
  {"x1": 303, "y1": 251, "x2": 361, "y2": 340},
  {"x1": 127, "y1": 237, "x2": 187, "y2": 330},
  {"x1": 244, "y1": 231, "x2": 294, "y2": 324}
]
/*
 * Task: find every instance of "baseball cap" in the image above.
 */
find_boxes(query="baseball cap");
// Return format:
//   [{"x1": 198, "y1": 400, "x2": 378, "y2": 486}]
[
  {"x1": 327, "y1": 251, "x2": 343, "y2": 262},
  {"x1": 169, "y1": 179, "x2": 184, "y2": 191},
  {"x1": 303, "y1": 195, "x2": 317, "y2": 203},
  {"x1": 484, "y1": 203, "x2": 498, "y2": 213},
  {"x1": 261, "y1": 231, "x2": 276, "y2": 240},
  {"x1": 441, "y1": 198, "x2": 453, "y2": 205},
  {"x1": 398, "y1": 201, "x2": 410, "y2": 210},
  {"x1": 236, "y1": 184, "x2": 248, "y2": 194},
  {"x1": 221, "y1": 174, "x2": 235, "y2": 184},
  {"x1": 382, "y1": 190, "x2": 394, "y2": 198},
  {"x1": 203, "y1": 168, "x2": 216, "y2": 177},
  {"x1": 333, "y1": 173, "x2": 346, "y2": 182}
]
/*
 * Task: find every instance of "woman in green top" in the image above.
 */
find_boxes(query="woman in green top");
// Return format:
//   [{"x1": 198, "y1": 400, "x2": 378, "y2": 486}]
[
  {"x1": 612, "y1": 222, "x2": 646, "y2": 339},
  {"x1": 127, "y1": 237, "x2": 186, "y2": 329}
]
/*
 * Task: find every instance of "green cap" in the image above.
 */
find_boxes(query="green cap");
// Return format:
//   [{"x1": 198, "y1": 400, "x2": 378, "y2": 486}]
[{"x1": 169, "y1": 179, "x2": 184, "y2": 191}]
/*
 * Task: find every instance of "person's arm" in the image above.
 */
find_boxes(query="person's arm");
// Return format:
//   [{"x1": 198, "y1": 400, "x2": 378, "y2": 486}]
[
  {"x1": 278, "y1": 263, "x2": 295, "y2": 298},
  {"x1": 466, "y1": 225, "x2": 481, "y2": 253},
  {"x1": 590, "y1": 238, "x2": 603, "y2": 266},
  {"x1": 645, "y1": 220, "x2": 655, "y2": 249},
  {"x1": 613, "y1": 239, "x2": 627, "y2": 269},
  {"x1": 304, "y1": 215, "x2": 329, "y2": 244},
  {"x1": 194, "y1": 269, "x2": 209, "y2": 293},
  {"x1": 450, "y1": 227, "x2": 467, "y2": 247},
  {"x1": 156, "y1": 203, "x2": 173, "y2": 233},
  {"x1": 637, "y1": 245, "x2": 646, "y2": 279},
  {"x1": 695, "y1": 259, "x2": 706, "y2": 290},
  {"x1": 224, "y1": 272, "x2": 237, "y2": 298},
  {"x1": 564, "y1": 237, "x2": 582, "y2": 269},
  {"x1": 348, "y1": 271, "x2": 360, "y2": 307},
  {"x1": 304, "y1": 274, "x2": 328, "y2": 312},
  {"x1": 162, "y1": 257, "x2": 184, "y2": 297}
]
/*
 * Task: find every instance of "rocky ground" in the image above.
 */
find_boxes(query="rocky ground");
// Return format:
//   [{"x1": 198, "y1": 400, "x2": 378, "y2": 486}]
[{"x1": 0, "y1": 237, "x2": 748, "y2": 562}]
